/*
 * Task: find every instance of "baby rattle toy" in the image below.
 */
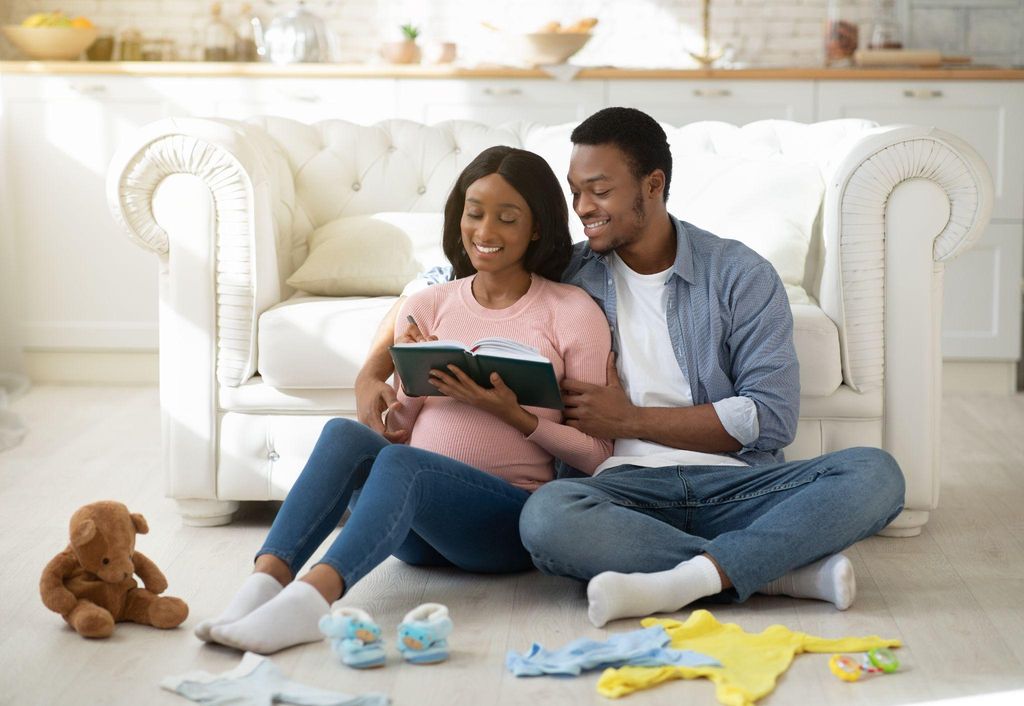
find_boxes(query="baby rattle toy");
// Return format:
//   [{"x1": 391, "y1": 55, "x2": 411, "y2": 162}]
[{"x1": 829, "y1": 647, "x2": 900, "y2": 682}]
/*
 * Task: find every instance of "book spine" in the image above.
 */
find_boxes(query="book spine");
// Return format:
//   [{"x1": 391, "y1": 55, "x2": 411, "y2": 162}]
[{"x1": 462, "y1": 351, "x2": 487, "y2": 387}]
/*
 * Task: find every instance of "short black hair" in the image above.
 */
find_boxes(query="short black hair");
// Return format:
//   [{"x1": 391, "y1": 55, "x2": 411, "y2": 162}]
[
  {"x1": 571, "y1": 107, "x2": 672, "y2": 201},
  {"x1": 442, "y1": 146, "x2": 572, "y2": 280}
]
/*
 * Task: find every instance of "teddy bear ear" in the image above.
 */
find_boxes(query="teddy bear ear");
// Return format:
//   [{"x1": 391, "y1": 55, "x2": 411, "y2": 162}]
[
  {"x1": 71, "y1": 518, "x2": 97, "y2": 546},
  {"x1": 130, "y1": 513, "x2": 149, "y2": 535}
]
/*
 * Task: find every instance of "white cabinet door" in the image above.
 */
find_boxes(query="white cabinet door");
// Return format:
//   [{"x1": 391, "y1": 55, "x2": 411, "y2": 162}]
[
  {"x1": 1, "y1": 75, "x2": 164, "y2": 350},
  {"x1": 819, "y1": 80, "x2": 1024, "y2": 363},
  {"x1": 817, "y1": 81, "x2": 1024, "y2": 221},
  {"x1": 397, "y1": 79, "x2": 604, "y2": 125},
  {"x1": 607, "y1": 80, "x2": 816, "y2": 125},
  {"x1": 213, "y1": 78, "x2": 399, "y2": 125},
  {"x1": 942, "y1": 222, "x2": 1023, "y2": 360}
]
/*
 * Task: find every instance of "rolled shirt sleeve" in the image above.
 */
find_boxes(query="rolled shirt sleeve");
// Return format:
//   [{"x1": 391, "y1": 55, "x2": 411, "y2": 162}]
[{"x1": 712, "y1": 395, "x2": 760, "y2": 447}]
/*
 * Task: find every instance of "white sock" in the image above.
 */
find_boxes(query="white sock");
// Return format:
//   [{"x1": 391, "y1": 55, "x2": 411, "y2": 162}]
[
  {"x1": 586, "y1": 555, "x2": 723, "y2": 628},
  {"x1": 209, "y1": 581, "x2": 330, "y2": 654},
  {"x1": 758, "y1": 554, "x2": 856, "y2": 610},
  {"x1": 195, "y1": 572, "x2": 283, "y2": 642}
]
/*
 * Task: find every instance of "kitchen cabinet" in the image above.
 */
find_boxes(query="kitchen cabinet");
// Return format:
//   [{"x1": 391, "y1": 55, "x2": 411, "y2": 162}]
[
  {"x1": 607, "y1": 80, "x2": 815, "y2": 124},
  {"x1": 213, "y1": 78, "x2": 398, "y2": 125},
  {"x1": 396, "y1": 79, "x2": 604, "y2": 124},
  {"x1": 818, "y1": 81, "x2": 1024, "y2": 364},
  {"x1": 0, "y1": 75, "x2": 164, "y2": 350}
]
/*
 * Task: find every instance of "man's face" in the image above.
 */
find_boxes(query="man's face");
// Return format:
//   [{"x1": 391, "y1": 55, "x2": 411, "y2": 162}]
[{"x1": 567, "y1": 143, "x2": 650, "y2": 254}]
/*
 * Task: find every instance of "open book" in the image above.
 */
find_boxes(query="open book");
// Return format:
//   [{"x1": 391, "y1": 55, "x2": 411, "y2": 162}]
[{"x1": 390, "y1": 337, "x2": 563, "y2": 410}]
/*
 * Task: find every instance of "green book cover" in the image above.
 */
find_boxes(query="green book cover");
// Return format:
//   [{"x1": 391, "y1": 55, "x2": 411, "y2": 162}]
[{"x1": 389, "y1": 337, "x2": 563, "y2": 410}]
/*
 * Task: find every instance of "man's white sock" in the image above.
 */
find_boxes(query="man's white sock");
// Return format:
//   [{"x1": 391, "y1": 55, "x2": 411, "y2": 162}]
[
  {"x1": 758, "y1": 554, "x2": 856, "y2": 610},
  {"x1": 586, "y1": 555, "x2": 723, "y2": 628},
  {"x1": 194, "y1": 572, "x2": 283, "y2": 642},
  {"x1": 209, "y1": 580, "x2": 329, "y2": 654}
]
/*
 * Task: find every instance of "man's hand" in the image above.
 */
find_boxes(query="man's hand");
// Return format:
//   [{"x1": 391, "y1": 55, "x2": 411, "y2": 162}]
[
  {"x1": 428, "y1": 366, "x2": 538, "y2": 436},
  {"x1": 355, "y1": 374, "x2": 404, "y2": 438},
  {"x1": 561, "y1": 352, "x2": 634, "y2": 439}
]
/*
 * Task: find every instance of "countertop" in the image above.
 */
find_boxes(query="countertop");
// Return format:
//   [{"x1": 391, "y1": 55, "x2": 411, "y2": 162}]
[{"x1": 2, "y1": 61, "x2": 1024, "y2": 80}]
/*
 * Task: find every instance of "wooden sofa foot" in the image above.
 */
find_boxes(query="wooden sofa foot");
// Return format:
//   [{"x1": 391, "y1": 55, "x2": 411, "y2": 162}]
[
  {"x1": 877, "y1": 509, "x2": 929, "y2": 537},
  {"x1": 176, "y1": 499, "x2": 239, "y2": 527}
]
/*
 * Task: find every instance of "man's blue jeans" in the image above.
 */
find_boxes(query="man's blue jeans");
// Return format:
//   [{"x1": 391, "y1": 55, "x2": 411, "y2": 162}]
[
  {"x1": 258, "y1": 418, "x2": 534, "y2": 591},
  {"x1": 519, "y1": 447, "x2": 906, "y2": 601}
]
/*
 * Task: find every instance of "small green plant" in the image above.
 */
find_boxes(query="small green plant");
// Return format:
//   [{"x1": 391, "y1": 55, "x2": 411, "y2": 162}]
[{"x1": 400, "y1": 23, "x2": 420, "y2": 42}]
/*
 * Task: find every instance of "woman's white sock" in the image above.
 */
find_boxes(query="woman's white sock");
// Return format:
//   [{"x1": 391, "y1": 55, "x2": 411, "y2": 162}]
[
  {"x1": 586, "y1": 555, "x2": 723, "y2": 628},
  {"x1": 758, "y1": 554, "x2": 856, "y2": 610},
  {"x1": 194, "y1": 572, "x2": 283, "y2": 642},
  {"x1": 210, "y1": 581, "x2": 329, "y2": 654}
]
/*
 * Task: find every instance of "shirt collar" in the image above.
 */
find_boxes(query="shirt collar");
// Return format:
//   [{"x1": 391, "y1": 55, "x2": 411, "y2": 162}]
[{"x1": 580, "y1": 213, "x2": 695, "y2": 285}]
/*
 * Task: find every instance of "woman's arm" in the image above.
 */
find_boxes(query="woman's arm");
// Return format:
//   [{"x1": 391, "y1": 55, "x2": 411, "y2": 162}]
[{"x1": 524, "y1": 290, "x2": 613, "y2": 474}]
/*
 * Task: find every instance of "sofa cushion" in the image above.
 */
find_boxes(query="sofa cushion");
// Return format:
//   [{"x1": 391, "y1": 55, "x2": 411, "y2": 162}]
[
  {"x1": 792, "y1": 303, "x2": 842, "y2": 397},
  {"x1": 258, "y1": 295, "x2": 399, "y2": 388},
  {"x1": 286, "y1": 213, "x2": 445, "y2": 296},
  {"x1": 258, "y1": 294, "x2": 841, "y2": 396}
]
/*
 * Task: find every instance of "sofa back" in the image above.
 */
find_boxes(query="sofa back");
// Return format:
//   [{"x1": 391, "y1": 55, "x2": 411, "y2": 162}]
[{"x1": 248, "y1": 116, "x2": 878, "y2": 303}]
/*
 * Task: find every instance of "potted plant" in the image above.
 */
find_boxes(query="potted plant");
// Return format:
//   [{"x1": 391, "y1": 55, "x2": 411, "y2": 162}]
[{"x1": 382, "y1": 23, "x2": 421, "y2": 64}]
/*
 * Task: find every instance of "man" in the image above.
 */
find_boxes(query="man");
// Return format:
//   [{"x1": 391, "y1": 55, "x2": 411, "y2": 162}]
[{"x1": 355, "y1": 107, "x2": 905, "y2": 627}]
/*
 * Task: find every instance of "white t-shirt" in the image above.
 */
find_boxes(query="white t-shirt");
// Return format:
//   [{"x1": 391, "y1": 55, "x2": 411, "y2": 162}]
[{"x1": 593, "y1": 253, "x2": 748, "y2": 474}]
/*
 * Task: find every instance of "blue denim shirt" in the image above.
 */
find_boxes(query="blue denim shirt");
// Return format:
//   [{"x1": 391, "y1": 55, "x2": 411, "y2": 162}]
[
  {"x1": 415, "y1": 215, "x2": 800, "y2": 467},
  {"x1": 560, "y1": 216, "x2": 799, "y2": 467}
]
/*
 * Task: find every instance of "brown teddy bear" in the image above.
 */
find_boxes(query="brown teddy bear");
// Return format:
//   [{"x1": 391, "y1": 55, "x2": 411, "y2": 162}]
[{"x1": 39, "y1": 500, "x2": 188, "y2": 638}]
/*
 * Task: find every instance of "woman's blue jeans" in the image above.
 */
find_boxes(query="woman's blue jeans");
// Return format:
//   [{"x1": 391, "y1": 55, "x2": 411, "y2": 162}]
[
  {"x1": 519, "y1": 447, "x2": 906, "y2": 601},
  {"x1": 258, "y1": 418, "x2": 534, "y2": 591}
]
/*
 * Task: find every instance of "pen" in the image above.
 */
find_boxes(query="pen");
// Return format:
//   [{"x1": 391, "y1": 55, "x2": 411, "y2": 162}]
[{"x1": 406, "y1": 315, "x2": 419, "y2": 329}]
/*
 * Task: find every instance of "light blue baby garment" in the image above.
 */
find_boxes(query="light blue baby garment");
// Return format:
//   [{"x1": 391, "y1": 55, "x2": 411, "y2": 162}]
[
  {"x1": 506, "y1": 625, "x2": 721, "y2": 677},
  {"x1": 161, "y1": 652, "x2": 389, "y2": 706}
]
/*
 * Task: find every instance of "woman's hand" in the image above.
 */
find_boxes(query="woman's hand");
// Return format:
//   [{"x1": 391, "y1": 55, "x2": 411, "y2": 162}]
[
  {"x1": 428, "y1": 366, "x2": 538, "y2": 435},
  {"x1": 396, "y1": 319, "x2": 438, "y2": 345}
]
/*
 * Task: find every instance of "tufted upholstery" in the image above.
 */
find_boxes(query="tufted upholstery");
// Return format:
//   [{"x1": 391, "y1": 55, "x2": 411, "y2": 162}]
[{"x1": 108, "y1": 115, "x2": 992, "y2": 533}]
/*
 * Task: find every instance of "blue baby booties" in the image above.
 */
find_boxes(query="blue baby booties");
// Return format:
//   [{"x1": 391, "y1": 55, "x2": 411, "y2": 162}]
[
  {"x1": 319, "y1": 607, "x2": 387, "y2": 669},
  {"x1": 397, "y1": 603, "x2": 453, "y2": 665}
]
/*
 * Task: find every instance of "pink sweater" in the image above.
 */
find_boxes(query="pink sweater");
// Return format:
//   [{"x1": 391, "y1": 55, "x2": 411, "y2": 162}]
[{"x1": 391, "y1": 275, "x2": 613, "y2": 491}]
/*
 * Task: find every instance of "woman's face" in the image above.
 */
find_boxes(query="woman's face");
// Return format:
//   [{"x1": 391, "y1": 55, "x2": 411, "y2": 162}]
[{"x1": 460, "y1": 173, "x2": 537, "y2": 277}]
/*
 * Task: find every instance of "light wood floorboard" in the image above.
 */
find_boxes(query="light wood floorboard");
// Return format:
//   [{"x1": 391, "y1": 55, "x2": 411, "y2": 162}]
[{"x1": 1, "y1": 387, "x2": 1023, "y2": 705}]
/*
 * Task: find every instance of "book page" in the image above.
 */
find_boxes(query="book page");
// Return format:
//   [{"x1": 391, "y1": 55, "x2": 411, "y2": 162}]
[
  {"x1": 469, "y1": 337, "x2": 549, "y2": 362},
  {"x1": 391, "y1": 340, "x2": 467, "y2": 351}
]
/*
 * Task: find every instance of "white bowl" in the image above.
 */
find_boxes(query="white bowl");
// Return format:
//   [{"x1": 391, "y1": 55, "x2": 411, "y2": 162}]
[
  {"x1": 2, "y1": 26, "x2": 98, "y2": 60},
  {"x1": 513, "y1": 32, "x2": 591, "y2": 66}
]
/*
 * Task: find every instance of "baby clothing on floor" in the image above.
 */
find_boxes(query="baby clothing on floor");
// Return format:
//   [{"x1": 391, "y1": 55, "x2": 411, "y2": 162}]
[
  {"x1": 506, "y1": 625, "x2": 720, "y2": 677},
  {"x1": 161, "y1": 652, "x2": 389, "y2": 706},
  {"x1": 596, "y1": 610, "x2": 901, "y2": 706}
]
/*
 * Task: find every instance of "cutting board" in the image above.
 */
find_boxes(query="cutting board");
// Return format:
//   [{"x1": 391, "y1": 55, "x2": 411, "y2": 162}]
[{"x1": 853, "y1": 49, "x2": 972, "y2": 67}]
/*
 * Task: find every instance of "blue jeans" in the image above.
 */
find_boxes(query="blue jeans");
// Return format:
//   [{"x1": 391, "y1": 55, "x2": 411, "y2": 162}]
[
  {"x1": 519, "y1": 447, "x2": 905, "y2": 601},
  {"x1": 258, "y1": 418, "x2": 534, "y2": 591}
]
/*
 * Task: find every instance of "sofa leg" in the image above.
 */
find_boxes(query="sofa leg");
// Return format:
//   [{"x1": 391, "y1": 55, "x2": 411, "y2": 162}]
[
  {"x1": 176, "y1": 499, "x2": 239, "y2": 527},
  {"x1": 876, "y1": 509, "x2": 929, "y2": 537}
]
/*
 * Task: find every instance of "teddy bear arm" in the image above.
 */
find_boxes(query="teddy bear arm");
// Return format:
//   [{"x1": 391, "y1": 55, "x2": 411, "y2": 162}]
[
  {"x1": 40, "y1": 551, "x2": 82, "y2": 616},
  {"x1": 132, "y1": 551, "x2": 168, "y2": 594}
]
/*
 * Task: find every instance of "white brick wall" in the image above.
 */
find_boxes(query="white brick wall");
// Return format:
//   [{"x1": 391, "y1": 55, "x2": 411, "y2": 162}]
[{"x1": 2, "y1": 0, "x2": 1021, "y2": 66}]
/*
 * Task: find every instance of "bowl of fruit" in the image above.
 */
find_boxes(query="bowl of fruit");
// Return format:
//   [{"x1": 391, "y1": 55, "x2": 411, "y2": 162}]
[
  {"x1": 515, "y1": 18, "x2": 597, "y2": 66},
  {"x1": 3, "y1": 11, "x2": 97, "y2": 60}
]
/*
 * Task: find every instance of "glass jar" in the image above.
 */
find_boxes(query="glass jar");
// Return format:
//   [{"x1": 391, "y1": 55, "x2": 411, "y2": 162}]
[
  {"x1": 204, "y1": 2, "x2": 234, "y2": 62},
  {"x1": 867, "y1": 0, "x2": 903, "y2": 50},
  {"x1": 119, "y1": 24, "x2": 143, "y2": 62},
  {"x1": 234, "y1": 3, "x2": 259, "y2": 62},
  {"x1": 824, "y1": 0, "x2": 859, "y2": 66}
]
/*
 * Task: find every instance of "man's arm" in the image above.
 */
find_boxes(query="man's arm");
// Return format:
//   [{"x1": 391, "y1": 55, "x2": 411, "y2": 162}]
[
  {"x1": 354, "y1": 297, "x2": 403, "y2": 435},
  {"x1": 562, "y1": 355, "x2": 741, "y2": 452}
]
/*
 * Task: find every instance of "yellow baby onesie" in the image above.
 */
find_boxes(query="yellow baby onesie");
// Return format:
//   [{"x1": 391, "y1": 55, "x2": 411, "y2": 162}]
[{"x1": 597, "y1": 609, "x2": 901, "y2": 706}]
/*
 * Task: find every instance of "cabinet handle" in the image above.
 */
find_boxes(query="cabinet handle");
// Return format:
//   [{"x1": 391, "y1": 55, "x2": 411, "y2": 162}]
[
  {"x1": 902, "y1": 89, "x2": 943, "y2": 99},
  {"x1": 69, "y1": 84, "x2": 108, "y2": 95},
  {"x1": 282, "y1": 93, "x2": 321, "y2": 103},
  {"x1": 693, "y1": 88, "x2": 732, "y2": 98},
  {"x1": 482, "y1": 87, "x2": 523, "y2": 97}
]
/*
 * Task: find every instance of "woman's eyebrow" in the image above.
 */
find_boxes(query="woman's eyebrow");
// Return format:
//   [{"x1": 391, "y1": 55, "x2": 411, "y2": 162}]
[{"x1": 466, "y1": 198, "x2": 522, "y2": 209}]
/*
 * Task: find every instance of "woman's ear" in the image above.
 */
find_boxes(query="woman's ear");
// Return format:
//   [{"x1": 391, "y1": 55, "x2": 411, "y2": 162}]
[{"x1": 531, "y1": 230, "x2": 540, "y2": 241}]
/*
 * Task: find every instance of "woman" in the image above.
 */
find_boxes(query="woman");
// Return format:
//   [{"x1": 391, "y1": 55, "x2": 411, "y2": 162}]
[{"x1": 194, "y1": 146, "x2": 612, "y2": 655}]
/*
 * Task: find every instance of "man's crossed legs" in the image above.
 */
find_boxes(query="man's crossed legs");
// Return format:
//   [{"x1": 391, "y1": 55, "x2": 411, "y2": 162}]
[{"x1": 519, "y1": 447, "x2": 906, "y2": 626}]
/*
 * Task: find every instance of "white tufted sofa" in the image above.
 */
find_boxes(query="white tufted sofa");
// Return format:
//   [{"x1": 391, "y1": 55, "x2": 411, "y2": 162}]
[{"x1": 107, "y1": 116, "x2": 992, "y2": 533}]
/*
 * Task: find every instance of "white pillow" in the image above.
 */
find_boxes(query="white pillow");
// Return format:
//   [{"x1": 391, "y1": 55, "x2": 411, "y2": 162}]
[
  {"x1": 667, "y1": 155, "x2": 824, "y2": 304},
  {"x1": 287, "y1": 213, "x2": 446, "y2": 297}
]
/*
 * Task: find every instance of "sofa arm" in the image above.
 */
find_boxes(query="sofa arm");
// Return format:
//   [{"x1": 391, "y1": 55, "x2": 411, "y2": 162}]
[
  {"x1": 106, "y1": 117, "x2": 296, "y2": 386},
  {"x1": 820, "y1": 126, "x2": 993, "y2": 522}
]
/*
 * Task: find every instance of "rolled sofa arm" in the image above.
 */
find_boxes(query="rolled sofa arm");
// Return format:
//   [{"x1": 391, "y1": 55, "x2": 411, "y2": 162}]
[
  {"x1": 106, "y1": 117, "x2": 296, "y2": 386},
  {"x1": 820, "y1": 125, "x2": 993, "y2": 526}
]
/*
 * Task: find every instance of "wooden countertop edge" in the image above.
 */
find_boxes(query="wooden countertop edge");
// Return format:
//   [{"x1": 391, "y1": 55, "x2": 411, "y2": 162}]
[{"x1": 2, "y1": 61, "x2": 1023, "y2": 80}]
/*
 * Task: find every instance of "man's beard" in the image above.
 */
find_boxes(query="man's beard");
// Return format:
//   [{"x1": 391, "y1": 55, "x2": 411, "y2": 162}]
[{"x1": 587, "y1": 193, "x2": 648, "y2": 254}]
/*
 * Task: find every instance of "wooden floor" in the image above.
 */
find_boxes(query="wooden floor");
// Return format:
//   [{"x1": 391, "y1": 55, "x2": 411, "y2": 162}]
[{"x1": 2, "y1": 386, "x2": 1024, "y2": 706}]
